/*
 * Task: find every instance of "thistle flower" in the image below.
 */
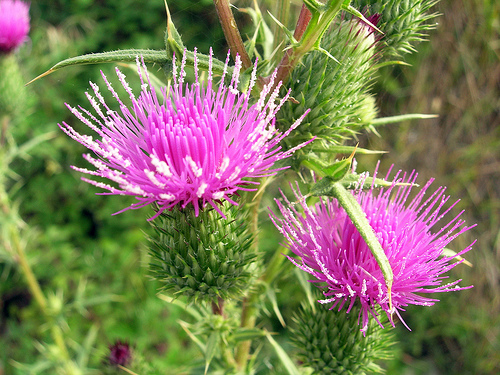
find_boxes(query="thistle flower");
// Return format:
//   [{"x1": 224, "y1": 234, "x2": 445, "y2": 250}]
[
  {"x1": 270, "y1": 165, "x2": 475, "y2": 333},
  {"x1": 59, "y1": 49, "x2": 310, "y2": 219},
  {"x1": 0, "y1": 0, "x2": 30, "y2": 53}
]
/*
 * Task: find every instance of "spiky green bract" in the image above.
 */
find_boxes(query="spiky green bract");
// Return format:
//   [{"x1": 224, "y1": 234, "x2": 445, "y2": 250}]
[
  {"x1": 291, "y1": 300, "x2": 394, "y2": 374},
  {"x1": 148, "y1": 202, "x2": 255, "y2": 303},
  {"x1": 278, "y1": 18, "x2": 379, "y2": 150},
  {"x1": 351, "y1": 0, "x2": 438, "y2": 57}
]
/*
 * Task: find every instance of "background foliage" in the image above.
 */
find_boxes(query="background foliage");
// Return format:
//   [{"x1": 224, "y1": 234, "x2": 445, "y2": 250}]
[{"x1": 1, "y1": 0, "x2": 498, "y2": 374}]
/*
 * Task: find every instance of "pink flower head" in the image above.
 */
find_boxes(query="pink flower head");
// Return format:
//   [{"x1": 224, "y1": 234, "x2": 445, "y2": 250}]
[
  {"x1": 270, "y1": 164, "x2": 475, "y2": 334},
  {"x1": 0, "y1": 0, "x2": 30, "y2": 53},
  {"x1": 59, "y1": 49, "x2": 310, "y2": 219}
]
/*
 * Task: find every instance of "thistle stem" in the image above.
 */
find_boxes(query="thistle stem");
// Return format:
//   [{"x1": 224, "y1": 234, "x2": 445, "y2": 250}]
[
  {"x1": 211, "y1": 297, "x2": 225, "y2": 315},
  {"x1": 271, "y1": 0, "x2": 291, "y2": 65},
  {"x1": 235, "y1": 178, "x2": 269, "y2": 369},
  {"x1": 10, "y1": 227, "x2": 47, "y2": 311},
  {"x1": 1, "y1": 115, "x2": 9, "y2": 147},
  {"x1": 213, "y1": 0, "x2": 252, "y2": 69},
  {"x1": 294, "y1": 4, "x2": 312, "y2": 41},
  {"x1": 263, "y1": 0, "x2": 343, "y2": 88}
]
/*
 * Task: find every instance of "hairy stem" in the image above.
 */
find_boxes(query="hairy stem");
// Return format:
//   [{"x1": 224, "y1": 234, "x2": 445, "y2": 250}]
[{"x1": 214, "y1": 0, "x2": 252, "y2": 69}]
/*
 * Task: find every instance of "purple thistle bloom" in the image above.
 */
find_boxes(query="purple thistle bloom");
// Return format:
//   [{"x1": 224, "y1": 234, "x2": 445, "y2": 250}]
[
  {"x1": 270, "y1": 165, "x2": 475, "y2": 334},
  {"x1": 59, "y1": 49, "x2": 310, "y2": 219},
  {"x1": 0, "y1": 0, "x2": 30, "y2": 53}
]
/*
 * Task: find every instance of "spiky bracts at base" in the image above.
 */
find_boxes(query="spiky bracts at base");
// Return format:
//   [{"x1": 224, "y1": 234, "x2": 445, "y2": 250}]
[
  {"x1": 351, "y1": 0, "x2": 439, "y2": 57},
  {"x1": 278, "y1": 17, "x2": 380, "y2": 149},
  {"x1": 292, "y1": 301, "x2": 393, "y2": 374},
  {"x1": 149, "y1": 202, "x2": 254, "y2": 303},
  {"x1": 59, "y1": 49, "x2": 310, "y2": 220},
  {"x1": 270, "y1": 166, "x2": 475, "y2": 333}
]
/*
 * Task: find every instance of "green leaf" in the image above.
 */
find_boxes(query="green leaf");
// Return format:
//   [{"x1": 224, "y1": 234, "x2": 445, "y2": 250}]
[
  {"x1": 310, "y1": 182, "x2": 394, "y2": 314},
  {"x1": 293, "y1": 268, "x2": 315, "y2": 310},
  {"x1": 164, "y1": 0, "x2": 185, "y2": 58},
  {"x1": 370, "y1": 113, "x2": 438, "y2": 126},
  {"x1": 310, "y1": 145, "x2": 386, "y2": 155},
  {"x1": 441, "y1": 248, "x2": 473, "y2": 267},
  {"x1": 230, "y1": 328, "x2": 268, "y2": 342},
  {"x1": 204, "y1": 332, "x2": 220, "y2": 375},
  {"x1": 301, "y1": 155, "x2": 350, "y2": 180},
  {"x1": 338, "y1": 172, "x2": 414, "y2": 190},
  {"x1": 326, "y1": 183, "x2": 393, "y2": 313},
  {"x1": 5, "y1": 131, "x2": 56, "y2": 166},
  {"x1": 267, "y1": 288, "x2": 286, "y2": 327},
  {"x1": 28, "y1": 49, "x2": 171, "y2": 84},
  {"x1": 265, "y1": 331, "x2": 300, "y2": 375},
  {"x1": 157, "y1": 294, "x2": 204, "y2": 321},
  {"x1": 342, "y1": 4, "x2": 384, "y2": 34},
  {"x1": 241, "y1": 4, "x2": 274, "y2": 60},
  {"x1": 267, "y1": 10, "x2": 297, "y2": 45}
]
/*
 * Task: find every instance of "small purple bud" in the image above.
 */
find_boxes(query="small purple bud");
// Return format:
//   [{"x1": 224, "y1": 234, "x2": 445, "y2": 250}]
[{"x1": 108, "y1": 340, "x2": 132, "y2": 366}]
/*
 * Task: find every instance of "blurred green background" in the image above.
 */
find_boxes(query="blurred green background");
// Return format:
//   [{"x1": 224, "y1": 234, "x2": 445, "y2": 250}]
[{"x1": 0, "y1": 0, "x2": 498, "y2": 374}]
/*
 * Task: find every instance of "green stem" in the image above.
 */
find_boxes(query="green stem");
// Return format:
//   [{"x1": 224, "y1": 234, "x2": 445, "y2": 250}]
[
  {"x1": 271, "y1": 0, "x2": 291, "y2": 65},
  {"x1": 234, "y1": 177, "x2": 272, "y2": 369},
  {"x1": 1, "y1": 115, "x2": 9, "y2": 147},
  {"x1": 214, "y1": 0, "x2": 252, "y2": 69},
  {"x1": 264, "y1": 0, "x2": 343, "y2": 87},
  {"x1": 11, "y1": 227, "x2": 47, "y2": 311}
]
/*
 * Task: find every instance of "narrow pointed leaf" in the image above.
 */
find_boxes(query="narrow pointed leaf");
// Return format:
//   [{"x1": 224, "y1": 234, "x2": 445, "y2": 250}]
[
  {"x1": 310, "y1": 145, "x2": 386, "y2": 155},
  {"x1": 204, "y1": 332, "x2": 220, "y2": 375},
  {"x1": 267, "y1": 10, "x2": 297, "y2": 44},
  {"x1": 371, "y1": 113, "x2": 438, "y2": 125},
  {"x1": 265, "y1": 331, "x2": 300, "y2": 375},
  {"x1": 323, "y1": 182, "x2": 394, "y2": 310},
  {"x1": 267, "y1": 288, "x2": 286, "y2": 327},
  {"x1": 441, "y1": 248, "x2": 473, "y2": 267},
  {"x1": 230, "y1": 328, "x2": 268, "y2": 342},
  {"x1": 164, "y1": 0, "x2": 185, "y2": 57},
  {"x1": 338, "y1": 172, "x2": 415, "y2": 190},
  {"x1": 28, "y1": 49, "x2": 170, "y2": 84},
  {"x1": 342, "y1": 4, "x2": 384, "y2": 34}
]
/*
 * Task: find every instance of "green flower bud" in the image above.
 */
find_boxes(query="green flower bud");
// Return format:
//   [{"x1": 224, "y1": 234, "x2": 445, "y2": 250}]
[
  {"x1": 350, "y1": 0, "x2": 438, "y2": 57},
  {"x1": 149, "y1": 203, "x2": 255, "y2": 303},
  {"x1": 278, "y1": 18, "x2": 379, "y2": 150},
  {"x1": 291, "y1": 300, "x2": 394, "y2": 374}
]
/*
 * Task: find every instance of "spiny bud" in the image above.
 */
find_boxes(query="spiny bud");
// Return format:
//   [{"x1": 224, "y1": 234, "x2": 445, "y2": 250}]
[
  {"x1": 291, "y1": 300, "x2": 394, "y2": 374},
  {"x1": 148, "y1": 202, "x2": 255, "y2": 303},
  {"x1": 350, "y1": 0, "x2": 438, "y2": 57},
  {"x1": 278, "y1": 17, "x2": 380, "y2": 149}
]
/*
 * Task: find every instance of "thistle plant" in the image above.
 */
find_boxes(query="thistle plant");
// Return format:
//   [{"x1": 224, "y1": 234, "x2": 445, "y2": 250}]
[
  {"x1": 11, "y1": 0, "x2": 478, "y2": 373},
  {"x1": 270, "y1": 165, "x2": 475, "y2": 334}
]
